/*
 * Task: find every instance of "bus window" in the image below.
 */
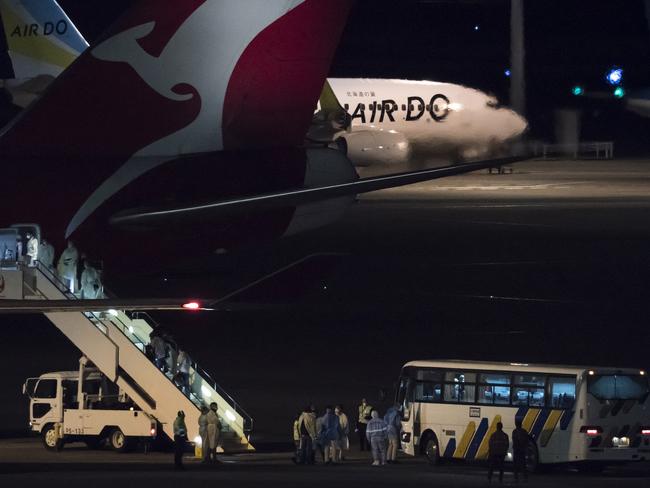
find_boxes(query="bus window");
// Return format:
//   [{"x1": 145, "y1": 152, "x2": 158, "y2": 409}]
[
  {"x1": 588, "y1": 375, "x2": 649, "y2": 400},
  {"x1": 34, "y1": 379, "x2": 57, "y2": 399},
  {"x1": 548, "y1": 376, "x2": 576, "y2": 409},
  {"x1": 478, "y1": 373, "x2": 511, "y2": 405},
  {"x1": 415, "y1": 381, "x2": 442, "y2": 402},
  {"x1": 443, "y1": 372, "x2": 476, "y2": 403},
  {"x1": 512, "y1": 387, "x2": 545, "y2": 407}
]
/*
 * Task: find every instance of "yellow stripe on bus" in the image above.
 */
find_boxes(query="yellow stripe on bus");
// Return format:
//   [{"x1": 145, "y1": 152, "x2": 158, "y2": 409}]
[
  {"x1": 522, "y1": 408, "x2": 540, "y2": 433},
  {"x1": 539, "y1": 410, "x2": 563, "y2": 447},
  {"x1": 475, "y1": 415, "x2": 502, "y2": 460},
  {"x1": 453, "y1": 421, "x2": 476, "y2": 459}
]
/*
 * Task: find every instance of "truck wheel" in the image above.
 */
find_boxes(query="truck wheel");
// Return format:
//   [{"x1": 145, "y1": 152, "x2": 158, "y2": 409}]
[
  {"x1": 109, "y1": 429, "x2": 129, "y2": 453},
  {"x1": 42, "y1": 425, "x2": 63, "y2": 452}
]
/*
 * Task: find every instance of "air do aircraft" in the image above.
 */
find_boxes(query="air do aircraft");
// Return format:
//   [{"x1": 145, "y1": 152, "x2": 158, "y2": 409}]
[
  {"x1": 0, "y1": 0, "x2": 524, "y2": 278},
  {"x1": 311, "y1": 78, "x2": 528, "y2": 168},
  {"x1": 0, "y1": 0, "x2": 88, "y2": 108}
]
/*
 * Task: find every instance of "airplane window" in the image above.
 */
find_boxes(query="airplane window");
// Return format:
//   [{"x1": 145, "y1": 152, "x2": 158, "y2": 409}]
[
  {"x1": 401, "y1": 105, "x2": 406, "y2": 111},
  {"x1": 409, "y1": 105, "x2": 414, "y2": 111},
  {"x1": 344, "y1": 104, "x2": 349, "y2": 111},
  {"x1": 393, "y1": 104, "x2": 398, "y2": 111},
  {"x1": 418, "y1": 105, "x2": 423, "y2": 111}
]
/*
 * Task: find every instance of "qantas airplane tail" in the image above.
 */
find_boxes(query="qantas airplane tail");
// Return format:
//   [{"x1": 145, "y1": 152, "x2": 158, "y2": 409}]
[
  {"x1": 0, "y1": 0, "x2": 88, "y2": 81},
  {"x1": 0, "y1": 0, "x2": 354, "y2": 240},
  {"x1": 1, "y1": 0, "x2": 354, "y2": 157}
]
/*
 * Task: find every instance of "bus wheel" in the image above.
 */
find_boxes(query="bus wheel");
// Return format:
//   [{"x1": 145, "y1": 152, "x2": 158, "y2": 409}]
[
  {"x1": 525, "y1": 440, "x2": 539, "y2": 473},
  {"x1": 423, "y1": 434, "x2": 441, "y2": 466},
  {"x1": 42, "y1": 424, "x2": 63, "y2": 452},
  {"x1": 109, "y1": 429, "x2": 129, "y2": 453}
]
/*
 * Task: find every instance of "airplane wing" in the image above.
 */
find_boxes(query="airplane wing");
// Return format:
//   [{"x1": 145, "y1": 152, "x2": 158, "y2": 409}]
[
  {"x1": 0, "y1": 298, "x2": 212, "y2": 313},
  {"x1": 110, "y1": 154, "x2": 528, "y2": 226}
]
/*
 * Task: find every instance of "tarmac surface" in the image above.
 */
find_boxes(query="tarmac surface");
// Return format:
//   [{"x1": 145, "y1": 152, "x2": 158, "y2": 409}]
[{"x1": 1, "y1": 438, "x2": 650, "y2": 487}]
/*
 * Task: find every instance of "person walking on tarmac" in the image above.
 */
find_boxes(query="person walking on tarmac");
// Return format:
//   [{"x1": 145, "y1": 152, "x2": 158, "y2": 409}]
[
  {"x1": 512, "y1": 419, "x2": 530, "y2": 481},
  {"x1": 335, "y1": 405, "x2": 350, "y2": 461},
  {"x1": 384, "y1": 404, "x2": 402, "y2": 464},
  {"x1": 357, "y1": 398, "x2": 373, "y2": 451},
  {"x1": 198, "y1": 406, "x2": 210, "y2": 464},
  {"x1": 173, "y1": 411, "x2": 188, "y2": 470},
  {"x1": 321, "y1": 406, "x2": 343, "y2": 464},
  {"x1": 487, "y1": 422, "x2": 510, "y2": 483},
  {"x1": 366, "y1": 410, "x2": 388, "y2": 466},
  {"x1": 297, "y1": 406, "x2": 317, "y2": 464},
  {"x1": 206, "y1": 402, "x2": 222, "y2": 464}
]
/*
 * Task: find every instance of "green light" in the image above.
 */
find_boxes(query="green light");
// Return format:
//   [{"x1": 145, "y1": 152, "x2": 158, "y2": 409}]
[
  {"x1": 613, "y1": 86, "x2": 625, "y2": 99},
  {"x1": 571, "y1": 85, "x2": 584, "y2": 96}
]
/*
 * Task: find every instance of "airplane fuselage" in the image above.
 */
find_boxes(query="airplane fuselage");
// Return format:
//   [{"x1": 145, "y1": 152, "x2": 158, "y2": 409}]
[{"x1": 327, "y1": 78, "x2": 527, "y2": 161}]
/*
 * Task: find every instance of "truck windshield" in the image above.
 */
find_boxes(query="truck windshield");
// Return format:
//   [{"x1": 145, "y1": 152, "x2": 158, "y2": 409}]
[{"x1": 588, "y1": 375, "x2": 649, "y2": 401}]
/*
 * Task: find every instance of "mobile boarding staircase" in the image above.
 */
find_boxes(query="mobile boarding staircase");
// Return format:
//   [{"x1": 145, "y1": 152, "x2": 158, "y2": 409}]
[{"x1": 3, "y1": 262, "x2": 254, "y2": 452}]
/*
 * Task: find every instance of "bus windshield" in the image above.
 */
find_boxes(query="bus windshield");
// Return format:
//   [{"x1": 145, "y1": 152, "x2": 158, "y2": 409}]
[{"x1": 588, "y1": 374, "x2": 649, "y2": 400}]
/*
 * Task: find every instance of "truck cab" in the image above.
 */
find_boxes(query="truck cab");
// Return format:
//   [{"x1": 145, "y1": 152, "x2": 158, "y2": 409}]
[{"x1": 24, "y1": 357, "x2": 159, "y2": 451}]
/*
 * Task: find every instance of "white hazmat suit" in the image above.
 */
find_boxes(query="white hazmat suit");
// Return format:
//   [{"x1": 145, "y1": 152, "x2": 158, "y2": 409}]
[
  {"x1": 57, "y1": 242, "x2": 79, "y2": 292},
  {"x1": 81, "y1": 263, "x2": 103, "y2": 299}
]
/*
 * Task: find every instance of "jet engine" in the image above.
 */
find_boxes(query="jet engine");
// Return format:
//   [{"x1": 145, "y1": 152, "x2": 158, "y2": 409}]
[{"x1": 335, "y1": 130, "x2": 410, "y2": 167}]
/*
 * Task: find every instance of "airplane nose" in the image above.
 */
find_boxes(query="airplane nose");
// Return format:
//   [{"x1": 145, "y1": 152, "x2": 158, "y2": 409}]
[{"x1": 501, "y1": 108, "x2": 528, "y2": 139}]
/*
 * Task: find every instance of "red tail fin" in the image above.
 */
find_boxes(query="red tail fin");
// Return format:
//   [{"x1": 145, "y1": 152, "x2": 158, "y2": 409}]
[{"x1": 0, "y1": 0, "x2": 354, "y2": 239}]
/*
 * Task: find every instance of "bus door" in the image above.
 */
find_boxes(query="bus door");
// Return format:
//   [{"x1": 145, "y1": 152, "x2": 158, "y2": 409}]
[{"x1": 397, "y1": 377, "x2": 418, "y2": 449}]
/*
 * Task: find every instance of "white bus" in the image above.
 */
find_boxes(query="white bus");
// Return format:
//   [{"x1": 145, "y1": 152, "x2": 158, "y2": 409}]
[{"x1": 396, "y1": 360, "x2": 650, "y2": 470}]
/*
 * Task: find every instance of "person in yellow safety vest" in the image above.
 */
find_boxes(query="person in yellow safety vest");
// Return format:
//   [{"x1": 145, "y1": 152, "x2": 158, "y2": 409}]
[{"x1": 356, "y1": 398, "x2": 373, "y2": 451}]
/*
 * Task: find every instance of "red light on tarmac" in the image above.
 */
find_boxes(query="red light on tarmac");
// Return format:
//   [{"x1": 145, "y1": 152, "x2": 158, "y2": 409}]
[{"x1": 183, "y1": 301, "x2": 201, "y2": 310}]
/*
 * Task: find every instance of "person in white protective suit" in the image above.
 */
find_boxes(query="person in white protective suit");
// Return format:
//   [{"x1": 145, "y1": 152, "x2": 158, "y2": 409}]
[
  {"x1": 57, "y1": 241, "x2": 79, "y2": 292},
  {"x1": 38, "y1": 239, "x2": 55, "y2": 270},
  {"x1": 25, "y1": 232, "x2": 38, "y2": 266},
  {"x1": 206, "y1": 402, "x2": 222, "y2": 464},
  {"x1": 80, "y1": 260, "x2": 103, "y2": 299}
]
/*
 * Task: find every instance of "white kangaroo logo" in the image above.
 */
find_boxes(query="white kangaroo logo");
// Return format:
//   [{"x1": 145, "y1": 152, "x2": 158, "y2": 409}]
[
  {"x1": 68, "y1": 0, "x2": 306, "y2": 237},
  {"x1": 92, "y1": 22, "x2": 194, "y2": 103}
]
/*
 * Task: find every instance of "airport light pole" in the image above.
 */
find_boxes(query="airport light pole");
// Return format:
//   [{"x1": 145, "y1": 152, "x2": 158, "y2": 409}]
[{"x1": 510, "y1": 0, "x2": 526, "y2": 116}]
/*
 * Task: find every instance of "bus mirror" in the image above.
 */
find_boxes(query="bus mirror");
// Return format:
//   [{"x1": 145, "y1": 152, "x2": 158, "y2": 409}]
[{"x1": 22, "y1": 384, "x2": 26, "y2": 395}]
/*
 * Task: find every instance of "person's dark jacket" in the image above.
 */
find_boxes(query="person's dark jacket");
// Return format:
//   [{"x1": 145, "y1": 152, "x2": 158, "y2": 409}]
[
  {"x1": 512, "y1": 427, "x2": 529, "y2": 453},
  {"x1": 488, "y1": 430, "x2": 509, "y2": 457}
]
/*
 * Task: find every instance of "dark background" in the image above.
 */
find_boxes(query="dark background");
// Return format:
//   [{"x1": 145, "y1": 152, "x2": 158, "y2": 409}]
[{"x1": 2, "y1": 1, "x2": 650, "y2": 443}]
